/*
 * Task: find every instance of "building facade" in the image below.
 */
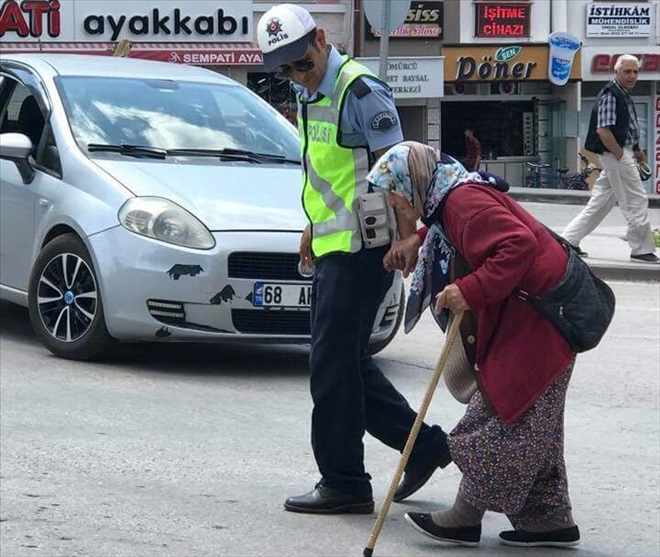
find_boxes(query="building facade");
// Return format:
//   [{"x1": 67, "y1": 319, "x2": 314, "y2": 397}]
[
  {"x1": 568, "y1": 0, "x2": 660, "y2": 194},
  {"x1": 3, "y1": 0, "x2": 658, "y2": 190},
  {"x1": 440, "y1": 0, "x2": 583, "y2": 186}
]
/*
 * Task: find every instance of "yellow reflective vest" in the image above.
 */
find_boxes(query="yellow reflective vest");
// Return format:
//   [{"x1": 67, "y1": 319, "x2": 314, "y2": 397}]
[{"x1": 298, "y1": 57, "x2": 375, "y2": 258}]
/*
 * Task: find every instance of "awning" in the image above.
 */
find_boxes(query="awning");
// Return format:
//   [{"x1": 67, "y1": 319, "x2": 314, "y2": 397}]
[{"x1": 0, "y1": 42, "x2": 264, "y2": 66}]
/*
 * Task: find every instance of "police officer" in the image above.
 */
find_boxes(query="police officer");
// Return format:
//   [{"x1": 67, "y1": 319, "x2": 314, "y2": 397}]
[{"x1": 257, "y1": 4, "x2": 450, "y2": 514}]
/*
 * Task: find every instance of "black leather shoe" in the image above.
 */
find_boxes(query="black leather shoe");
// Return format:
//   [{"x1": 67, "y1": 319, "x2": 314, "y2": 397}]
[
  {"x1": 284, "y1": 484, "x2": 374, "y2": 514},
  {"x1": 405, "y1": 513, "x2": 481, "y2": 546},
  {"x1": 393, "y1": 434, "x2": 452, "y2": 502},
  {"x1": 499, "y1": 526, "x2": 580, "y2": 548}
]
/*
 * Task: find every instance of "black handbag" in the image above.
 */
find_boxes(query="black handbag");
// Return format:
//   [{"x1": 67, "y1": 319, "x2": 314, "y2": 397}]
[{"x1": 516, "y1": 231, "x2": 616, "y2": 353}]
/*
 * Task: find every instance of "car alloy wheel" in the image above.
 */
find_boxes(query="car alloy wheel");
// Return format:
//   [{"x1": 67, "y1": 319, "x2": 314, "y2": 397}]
[
  {"x1": 29, "y1": 233, "x2": 113, "y2": 360},
  {"x1": 37, "y1": 252, "x2": 98, "y2": 342}
]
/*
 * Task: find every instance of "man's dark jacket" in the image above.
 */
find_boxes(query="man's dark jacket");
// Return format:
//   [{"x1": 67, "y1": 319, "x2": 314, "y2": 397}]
[{"x1": 585, "y1": 81, "x2": 636, "y2": 154}]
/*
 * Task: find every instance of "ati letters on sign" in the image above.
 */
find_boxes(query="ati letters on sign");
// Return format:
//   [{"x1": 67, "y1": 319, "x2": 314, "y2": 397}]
[{"x1": 0, "y1": 0, "x2": 61, "y2": 38}]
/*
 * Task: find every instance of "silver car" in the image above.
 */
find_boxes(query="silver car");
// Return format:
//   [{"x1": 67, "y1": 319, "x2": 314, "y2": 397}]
[{"x1": 0, "y1": 54, "x2": 403, "y2": 360}]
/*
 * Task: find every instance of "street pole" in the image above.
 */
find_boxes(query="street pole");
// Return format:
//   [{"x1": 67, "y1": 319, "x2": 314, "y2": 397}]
[{"x1": 378, "y1": 0, "x2": 390, "y2": 82}]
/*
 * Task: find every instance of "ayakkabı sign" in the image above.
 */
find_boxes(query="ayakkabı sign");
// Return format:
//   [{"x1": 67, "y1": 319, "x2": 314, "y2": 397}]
[
  {"x1": 0, "y1": 0, "x2": 253, "y2": 42},
  {"x1": 475, "y1": 3, "x2": 530, "y2": 38},
  {"x1": 586, "y1": 2, "x2": 652, "y2": 37}
]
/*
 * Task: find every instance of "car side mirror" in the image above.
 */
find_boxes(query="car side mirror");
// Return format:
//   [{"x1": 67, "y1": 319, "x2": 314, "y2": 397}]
[{"x1": 0, "y1": 133, "x2": 35, "y2": 184}]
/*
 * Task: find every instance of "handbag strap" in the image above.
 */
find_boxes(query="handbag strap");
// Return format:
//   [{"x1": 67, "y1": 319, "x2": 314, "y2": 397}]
[{"x1": 514, "y1": 224, "x2": 575, "y2": 303}]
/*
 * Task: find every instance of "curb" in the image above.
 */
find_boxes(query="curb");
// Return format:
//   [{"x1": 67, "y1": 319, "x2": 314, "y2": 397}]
[
  {"x1": 588, "y1": 262, "x2": 660, "y2": 283},
  {"x1": 508, "y1": 187, "x2": 660, "y2": 208}
]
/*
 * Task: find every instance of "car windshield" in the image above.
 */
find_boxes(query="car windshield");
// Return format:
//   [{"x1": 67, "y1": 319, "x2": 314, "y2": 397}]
[{"x1": 56, "y1": 76, "x2": 301, "y2": 161}]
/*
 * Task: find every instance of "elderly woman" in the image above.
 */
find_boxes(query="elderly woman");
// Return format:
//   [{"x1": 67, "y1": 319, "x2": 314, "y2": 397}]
[{"x1": 366, "y1": 142, "x2": 580, "y2": 548}]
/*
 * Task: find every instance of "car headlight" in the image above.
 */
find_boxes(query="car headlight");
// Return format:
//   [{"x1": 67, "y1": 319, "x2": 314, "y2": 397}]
[{"x1": 118, "y1": 197, "x2": 215, "y2": 250}]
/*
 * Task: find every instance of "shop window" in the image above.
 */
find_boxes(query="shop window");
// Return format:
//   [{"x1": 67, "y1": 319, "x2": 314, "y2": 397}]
[{"x1": 440, "y1": 100, "x2": 532, "y2": 159}]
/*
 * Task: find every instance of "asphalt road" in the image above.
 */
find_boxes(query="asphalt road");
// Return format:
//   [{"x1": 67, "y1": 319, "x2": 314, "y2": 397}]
[{"x1": 1, "y1": 274, "x2": 659, "y2": 557}]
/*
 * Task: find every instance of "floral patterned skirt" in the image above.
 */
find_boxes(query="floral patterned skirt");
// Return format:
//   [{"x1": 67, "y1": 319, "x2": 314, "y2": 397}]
[{"x1": 448, "y1": 363, "x2": 574, "y2": 529}]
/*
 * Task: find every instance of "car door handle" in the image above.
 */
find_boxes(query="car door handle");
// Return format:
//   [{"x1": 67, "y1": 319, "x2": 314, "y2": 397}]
[{"x1": 38, "y1": 198, "x2": 50, "y2": 207}]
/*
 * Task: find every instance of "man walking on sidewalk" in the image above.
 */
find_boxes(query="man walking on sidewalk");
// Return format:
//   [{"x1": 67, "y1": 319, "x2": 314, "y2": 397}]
[{"x1": 563, "y1": 55, "x2": 658, "y2": 263}]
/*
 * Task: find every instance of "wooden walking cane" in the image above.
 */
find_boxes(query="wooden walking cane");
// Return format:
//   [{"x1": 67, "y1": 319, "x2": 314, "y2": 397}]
[{"x1": 363, "y1": 311, "x2": 464, "y2": 557}]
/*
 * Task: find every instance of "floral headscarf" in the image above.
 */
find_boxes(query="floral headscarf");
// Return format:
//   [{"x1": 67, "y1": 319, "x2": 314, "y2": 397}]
[{"x1": 366, "y1": 141, "x2": 489, "y2": 333}]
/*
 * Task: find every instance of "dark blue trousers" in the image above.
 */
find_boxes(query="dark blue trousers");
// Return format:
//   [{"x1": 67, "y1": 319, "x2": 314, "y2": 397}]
[{"x1": 309, "y1": 245, "x2": 444, "y2": 497}]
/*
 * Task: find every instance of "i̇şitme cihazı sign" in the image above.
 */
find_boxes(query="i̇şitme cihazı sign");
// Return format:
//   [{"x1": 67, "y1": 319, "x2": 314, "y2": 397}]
[
  {"x1": 443, "y1": 45, "x2": 581, "y2": 83},
  {"x1": 475, "y1": 2, "x2": 530, "y2": 38},
  {"x1": 586, "y1": 2, "x2": 652, "y2": 37},
  {"x1": 365, "y1": 1, "x2": 443, "y2": 40}
]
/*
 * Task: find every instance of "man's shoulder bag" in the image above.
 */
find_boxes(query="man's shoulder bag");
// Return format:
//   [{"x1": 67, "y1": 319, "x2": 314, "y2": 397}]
[{"x1": 516, "y1": 229, "x2": 615, "y2": 353}]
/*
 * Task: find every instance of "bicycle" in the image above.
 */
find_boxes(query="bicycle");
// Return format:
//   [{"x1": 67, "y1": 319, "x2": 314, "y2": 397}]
[{"x1": 525, "y1": 154, "x2": 600, "y2": 190}]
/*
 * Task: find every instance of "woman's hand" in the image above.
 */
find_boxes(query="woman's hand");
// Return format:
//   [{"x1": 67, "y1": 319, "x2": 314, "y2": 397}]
[
  {"x1": 435, "y1": 284, "x2": 471, "y2": 314},
  {"x1": 384, "y1": 234, "x2": 421, "y2": 277}
]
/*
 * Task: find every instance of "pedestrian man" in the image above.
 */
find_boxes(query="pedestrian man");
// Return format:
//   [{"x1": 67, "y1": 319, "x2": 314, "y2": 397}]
[
  {"x1": 463, "y1": 127, "x2": 481, "y2": 171},
  {"x1": 256, "y1": 4, "x2": 451, "y2": 514},
  {"x1": 564, "y1": 54, "x2": 658, "y2": 263}
]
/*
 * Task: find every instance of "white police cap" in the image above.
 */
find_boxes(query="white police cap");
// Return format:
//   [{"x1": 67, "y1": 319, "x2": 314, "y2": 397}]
[{"x1": 257, "y1": 4, "x2": 317, "y2": 72}]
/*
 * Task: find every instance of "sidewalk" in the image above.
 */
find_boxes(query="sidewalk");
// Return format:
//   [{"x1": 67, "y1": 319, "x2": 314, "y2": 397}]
[
  {"x1": 509, "y1": 186, "x2": 660, "y2": 208},
  {"x1": 509, "y1": 187, "x2": 660, "y2": 282}
]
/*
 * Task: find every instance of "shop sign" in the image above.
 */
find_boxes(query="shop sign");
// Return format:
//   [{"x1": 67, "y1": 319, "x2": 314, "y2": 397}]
[
  {"x1": 365, "y1": 1, "x2": 443, "y2": 40},
  {"x1": 586, "y1": 2, "x2": 652, "y2": 37},
  {"x1": 444, "y1": 45, "x2": 581, "y2": 83},
  {"x1": 156, "y1": 50, "x2": 262, "y2": 66},
  {"x1": 591, "y1": 53, "x2": 660, "y2": 74},
  {"x1": 475, "y1": 3, "x2": 530, "y2": 38},
  {"x1": 654, "y1": 94, "x2": 660, "y2": 195},
  {"x1": 0, "y1": 44, "x2": 263, "y2": 65},
  {"x1": 547, "y1": 32, "x2": 581, "y2": 87},
  {"x1": 357, "y1": 57, "x2": 444, "y2": 99},
  {"x1": 0, "y1": 0, "x2": 253, "y2": 42}
]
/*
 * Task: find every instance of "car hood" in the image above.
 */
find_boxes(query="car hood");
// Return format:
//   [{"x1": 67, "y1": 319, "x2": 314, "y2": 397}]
[{"x1": 93, "y1": 158, "x2": 307, "y2": 231}]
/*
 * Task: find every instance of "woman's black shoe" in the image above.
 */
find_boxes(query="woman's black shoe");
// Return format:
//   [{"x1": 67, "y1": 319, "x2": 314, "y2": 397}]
[
  {"x1": 498, "y1": 525, "x2": 580, "y2": 548},
  {"x1": 405, "y1": 512, "x2": 481, "y2": 546}
]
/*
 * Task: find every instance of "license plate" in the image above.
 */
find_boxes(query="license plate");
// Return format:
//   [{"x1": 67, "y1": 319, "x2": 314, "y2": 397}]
[{"x1": 253, "y1": 282, "x2": 312, "y2": 308}]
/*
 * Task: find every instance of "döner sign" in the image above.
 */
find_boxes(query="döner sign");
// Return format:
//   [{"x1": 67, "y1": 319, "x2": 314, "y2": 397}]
[{"x1": 456, "y1": 55, "x2": 536, "y2": 81}]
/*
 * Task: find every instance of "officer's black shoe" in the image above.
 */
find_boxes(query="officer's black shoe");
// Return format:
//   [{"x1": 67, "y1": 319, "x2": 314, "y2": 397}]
[
  {"x1": 393, "y1": 432, "x2": 452, "y2": 503},
  {"x1": 405, "y1": 513, "x2": 481, "y2": 546},
  {"x1": 283, "y1": 484, "x2": 374, "y2": 514},
  {"x1": 498, "y1": 526, "x2": 580, "y2": 548}
]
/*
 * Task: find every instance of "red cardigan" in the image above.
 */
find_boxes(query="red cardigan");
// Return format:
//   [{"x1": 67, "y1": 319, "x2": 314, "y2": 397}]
[{"x1": 436, "y1": 184, "x2": 573, "y2": 424}]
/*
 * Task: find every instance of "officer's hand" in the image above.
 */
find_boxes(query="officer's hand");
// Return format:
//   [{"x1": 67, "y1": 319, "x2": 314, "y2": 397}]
[
  {"x1": 383, "y1": 234, "x2": 421, "y2": 277},
  {"x1": 634, "y1": 150, "x2": 646, "y2": 164},
  {"x1": 435, "y1": 284, "x2": 470, "y2": 314},
  {"x1": 299, "y1": 226, "x2": 313, "y2": 268}
]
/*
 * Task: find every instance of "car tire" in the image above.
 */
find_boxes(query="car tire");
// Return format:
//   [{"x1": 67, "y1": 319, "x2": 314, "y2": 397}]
[
  {"x1": 28, "y1": 234, "x2": 114, "y2": 361},
  {"x1": 367, "y1": 282, "x2": 405, "y2": 356}
]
